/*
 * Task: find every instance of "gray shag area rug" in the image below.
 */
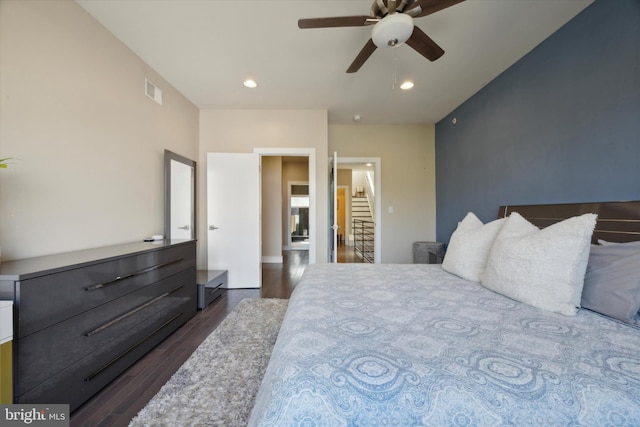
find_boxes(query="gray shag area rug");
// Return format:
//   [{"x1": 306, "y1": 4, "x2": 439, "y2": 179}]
[{"x1": 129, "y1": 298, "x2": 288, "y2": 427}]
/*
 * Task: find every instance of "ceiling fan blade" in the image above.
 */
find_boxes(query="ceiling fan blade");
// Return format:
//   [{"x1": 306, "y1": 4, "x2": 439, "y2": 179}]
[
  {"x1": 298, "y1": 16, "x2": 374, "y2": 29},
  {"x1": 405, "y1": 26, "x2": 445, "y2": 61},
  {"x1": 406, "y1": 0, "x2": 465, "y2": 18},
  {"x1": 347, "y1": 39, "x2": 377, "y2": 73}
]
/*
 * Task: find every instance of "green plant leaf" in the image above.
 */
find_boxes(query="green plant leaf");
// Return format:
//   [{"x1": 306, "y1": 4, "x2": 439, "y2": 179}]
[{"x1": 0, "y1": 157, "x2": 14, "y2": 168}]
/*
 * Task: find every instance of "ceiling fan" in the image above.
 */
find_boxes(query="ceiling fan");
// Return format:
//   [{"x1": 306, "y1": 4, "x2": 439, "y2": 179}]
[{"x1": 298, "y1": 0, "x2": 465, "y2": 73}]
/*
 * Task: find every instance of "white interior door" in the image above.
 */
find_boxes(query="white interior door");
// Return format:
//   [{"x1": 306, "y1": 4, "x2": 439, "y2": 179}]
[
  {"x1": 207, "y1": 153, "x2": 261, "y2": 288},
  {"x1": 329, "y1": 151, "x2": 338, "y2": 263}
]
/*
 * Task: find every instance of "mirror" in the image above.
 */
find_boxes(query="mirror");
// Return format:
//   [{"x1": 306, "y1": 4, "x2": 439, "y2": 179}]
[{"x1": 164, "y1": 149, "x2": 196, "y2": 240}]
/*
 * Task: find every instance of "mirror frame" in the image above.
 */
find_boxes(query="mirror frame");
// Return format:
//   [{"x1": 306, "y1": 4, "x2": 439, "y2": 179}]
[{"x1": 164, "y1": 149, "x2": 196, "y2": 240}]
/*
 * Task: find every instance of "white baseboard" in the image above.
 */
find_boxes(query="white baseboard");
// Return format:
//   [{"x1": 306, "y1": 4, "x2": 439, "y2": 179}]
[{"x1": 262, "y1": 255, "x2": 283, "y2": 263}]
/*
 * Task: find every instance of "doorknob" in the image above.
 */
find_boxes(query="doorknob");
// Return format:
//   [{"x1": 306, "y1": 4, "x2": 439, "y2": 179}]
[
  {"x1": 209, "y1": 225, "x2": 219, "y2": 230},
  {"x1": 178, "y1": 225, "x2": 190, "y2": 230}
]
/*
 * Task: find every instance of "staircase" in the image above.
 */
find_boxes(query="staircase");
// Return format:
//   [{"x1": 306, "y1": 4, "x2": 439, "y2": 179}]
[{"x1": 352, "y1": 196, "x2": 374, "y2": 263}]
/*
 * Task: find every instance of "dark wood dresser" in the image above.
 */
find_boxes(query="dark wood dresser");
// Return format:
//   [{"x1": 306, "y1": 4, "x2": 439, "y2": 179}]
[{"x1": 0, "y1": 240, "x2": 197, "y2": 412}]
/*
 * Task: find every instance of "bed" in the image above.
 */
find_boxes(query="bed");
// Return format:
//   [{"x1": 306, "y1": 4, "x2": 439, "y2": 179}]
[{"x1": 249, "y1": 201, "x2": 640, "y2": 426}]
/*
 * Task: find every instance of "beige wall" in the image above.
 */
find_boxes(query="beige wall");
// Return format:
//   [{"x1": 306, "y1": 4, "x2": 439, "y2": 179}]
[
  {"x1": 329, "y1": 124, "x2": 436, "y2": 263},
  {"x1": 337, "y1": 169, "x2": 352, "y2": 188},
  {"x1": 0, "y1": 0, "x2": 199, "y2": 260},
  {"x1": 261, "y1": 156, "x2": 282, "y2": 261},
  {"x1": 198, "y1": 110, "x2": 328, "y2": 266}
]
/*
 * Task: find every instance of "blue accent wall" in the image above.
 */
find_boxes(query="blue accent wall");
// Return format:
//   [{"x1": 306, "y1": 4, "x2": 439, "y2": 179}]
[{"x1": 435, "y1": 0, "x2": 640, "y2": 243}]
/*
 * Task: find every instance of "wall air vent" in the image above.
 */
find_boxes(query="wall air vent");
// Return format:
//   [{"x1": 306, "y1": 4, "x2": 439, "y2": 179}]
[{"x1": 145, "y1": 78, "x2": 162, "y2": 105}]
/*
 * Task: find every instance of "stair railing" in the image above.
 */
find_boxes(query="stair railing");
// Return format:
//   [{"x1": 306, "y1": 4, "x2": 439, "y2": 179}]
[{"x1": 353, "y1": 218, "x2": 375, "y2": 263}]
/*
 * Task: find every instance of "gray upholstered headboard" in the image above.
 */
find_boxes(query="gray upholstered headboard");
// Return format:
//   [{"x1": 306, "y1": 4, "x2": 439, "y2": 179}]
[{"x1": 498, "y1": 201, "x2": 640, "y2": 243}]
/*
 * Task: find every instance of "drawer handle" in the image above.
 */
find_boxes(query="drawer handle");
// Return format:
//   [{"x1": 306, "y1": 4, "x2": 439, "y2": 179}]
[
  {"x1": 84, "y1": 312, "x2": 183, "y2": 382},
  {"x1": 83, "y1": 258, "x2": 184, "y2": 291},
  {"x1": 83, "y1": 285, "x2": 184, "y2": 337}
]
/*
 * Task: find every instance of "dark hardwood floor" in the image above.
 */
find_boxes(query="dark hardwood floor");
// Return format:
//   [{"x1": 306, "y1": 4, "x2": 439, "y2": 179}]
[
  {"x1": 337, "y1": 241, "x2": 365, "y2": 263},
  {"x1": 71, "y1": 246, "x2": 357, "y2": 426}
]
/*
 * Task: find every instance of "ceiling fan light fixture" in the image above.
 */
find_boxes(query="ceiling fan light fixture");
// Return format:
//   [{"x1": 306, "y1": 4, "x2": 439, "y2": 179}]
[
  {"x1": 243, "y1": 79, "x2": 258, "y2": 88},
  {"x1": 371, "y1": 13, "x2": 414, "y2": 48},
  {"x1": 400, "y1": 81, "x2": 414, "y2": 90}
]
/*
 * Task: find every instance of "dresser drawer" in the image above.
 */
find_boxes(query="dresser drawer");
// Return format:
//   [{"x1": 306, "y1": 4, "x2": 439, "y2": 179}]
[
  {"x1": 16, "y1": 293, "x2": 195, "y2": 410},
  {"x1": 17, "y1": 243, "x2": 195, "y2": 338},
  {"x1": 16, "y1": 268, "x2": 195, "y2": 396}
]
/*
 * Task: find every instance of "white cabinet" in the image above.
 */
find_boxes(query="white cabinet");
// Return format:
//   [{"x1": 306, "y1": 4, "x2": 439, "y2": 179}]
[
  {"x1": 0, "y1": 300, "x2": 12, "y2": 404},
  {"x1": 0, "y1": 301, "x2": 11, "y2": 344}
]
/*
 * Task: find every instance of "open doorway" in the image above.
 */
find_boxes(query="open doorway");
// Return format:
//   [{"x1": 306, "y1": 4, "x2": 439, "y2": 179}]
[
  {"x1": 256, "y1": 148, "x2": 316, "y2": 266},
  {"x1": 335, "y1": 157, "x2": 381, "y2": 263},
  {"x1": 260, "y1": 154, "x2": 312, "y2": 296}
]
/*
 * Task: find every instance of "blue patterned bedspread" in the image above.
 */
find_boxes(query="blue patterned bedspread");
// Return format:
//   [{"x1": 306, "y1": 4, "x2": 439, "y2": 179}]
[{"x1": 249, "y1": 264, "x2": 640, "y2": 426}]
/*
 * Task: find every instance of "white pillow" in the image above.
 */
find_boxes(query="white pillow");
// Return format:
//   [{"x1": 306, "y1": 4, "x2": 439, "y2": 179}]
[
  {"x1": 480, "y1": 212, "x2": 597, "y2": 315},
  {"x1": 442, "y1": 212, "x2": 505, "y2": 282}
]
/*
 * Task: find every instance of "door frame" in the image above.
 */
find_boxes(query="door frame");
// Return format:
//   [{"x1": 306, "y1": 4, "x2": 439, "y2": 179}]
[
  {"x1": 330, "y1": 151, "x2": 338, "y2": 262},
  {"x1": 338, "y1": 156, "x2": 381, "y2": 263},
  {"x1": 255, "y1": 147, "x2": 317, "y2": 264}
]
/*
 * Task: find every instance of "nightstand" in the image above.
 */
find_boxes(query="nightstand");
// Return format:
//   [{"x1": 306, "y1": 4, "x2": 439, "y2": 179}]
[
  {"x1": 413, "y1": 241, "x2": 445, "y2": 264},
  {"x1": 197, "y1": 270, "x2": 227, "y2": 310}
]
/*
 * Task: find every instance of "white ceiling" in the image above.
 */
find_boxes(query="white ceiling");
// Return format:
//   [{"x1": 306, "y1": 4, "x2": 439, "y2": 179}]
[{"x1": 76, "y1": 0, "x2": 593, "y2": 125}]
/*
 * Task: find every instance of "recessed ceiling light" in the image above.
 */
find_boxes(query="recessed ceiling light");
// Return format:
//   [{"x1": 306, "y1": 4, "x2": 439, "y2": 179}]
[
  {"x1": 243, "y1": 79, "x2": 257, "y2": 88},
  {"x1": 400, "y1": 81, "x2": 414, "y2": 90}
]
